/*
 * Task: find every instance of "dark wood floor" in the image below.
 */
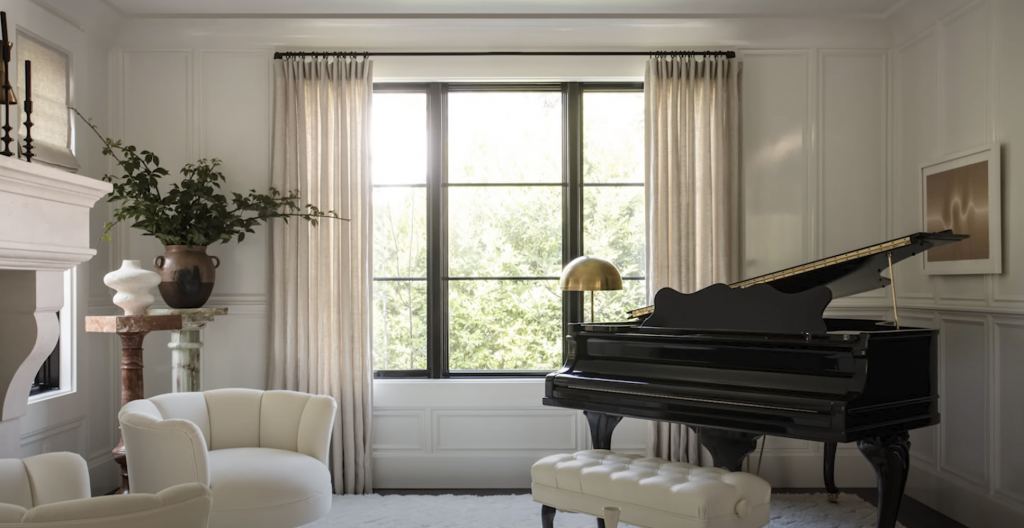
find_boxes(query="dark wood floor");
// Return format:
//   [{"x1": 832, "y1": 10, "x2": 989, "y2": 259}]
[{"x1": 377, "y1": 488, "x2": 968, "y2": 528}]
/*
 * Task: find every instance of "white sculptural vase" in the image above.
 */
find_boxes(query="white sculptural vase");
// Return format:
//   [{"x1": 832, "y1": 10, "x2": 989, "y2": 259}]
[{"x1": 104, "y1": 260, "x2": 161, "y2": 315}]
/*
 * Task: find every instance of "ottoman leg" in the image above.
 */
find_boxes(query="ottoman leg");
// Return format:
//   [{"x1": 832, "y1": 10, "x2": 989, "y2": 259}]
[
  {"x1": 542, "y1": 504, "x2": 556, "y2": 528},
  {"x1": 603, "y1": 506, "x2": 620, "y2": 528}
]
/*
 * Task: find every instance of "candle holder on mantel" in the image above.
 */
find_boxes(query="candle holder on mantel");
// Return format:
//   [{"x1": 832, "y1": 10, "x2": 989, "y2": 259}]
[
  {"x1": 85, "y1": 314, "x2": 181, "y2": 494},
  {"x1": 0, "y1": 11, "x2": 15, "y2": 158},
  {"x1": 22, "y1": 59, "x2": 32, "y2": 162}
]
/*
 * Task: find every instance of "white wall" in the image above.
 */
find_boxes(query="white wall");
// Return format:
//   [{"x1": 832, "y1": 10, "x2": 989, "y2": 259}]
[
  {"x1": 100, "y1": 14, "x2": 904, "y2": 491},
  {"x1": 0, "y1": 0, "x2": 122, "y2": 495},
  {"x1": 887, "y1": 1, "x2": 1024, "y2": 526}
]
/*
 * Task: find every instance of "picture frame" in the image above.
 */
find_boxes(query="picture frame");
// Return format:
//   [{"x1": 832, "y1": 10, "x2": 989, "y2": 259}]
[{"x1": 921, "y1": 143, "x2": 1001, "y2": 275}]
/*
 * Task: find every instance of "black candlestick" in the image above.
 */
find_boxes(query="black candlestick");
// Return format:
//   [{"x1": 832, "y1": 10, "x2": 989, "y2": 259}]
[
  {"x1": 23, "y1": 60, "x2": 32, "y2": 162},
  {"x1": 0, "y1": 11, "x2": 12, "y2": 157}
]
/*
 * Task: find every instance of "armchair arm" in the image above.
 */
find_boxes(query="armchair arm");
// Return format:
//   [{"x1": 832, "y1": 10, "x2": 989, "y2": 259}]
[
  {"x1": 118, "y1": 401, "x2": 210, "y2": 494},
  {"x1": 297, "y1": 395, "x2": 337, "y2": 465},
  {"x1": 22, "y1": 452, "x2": 90, "y2": 506}
]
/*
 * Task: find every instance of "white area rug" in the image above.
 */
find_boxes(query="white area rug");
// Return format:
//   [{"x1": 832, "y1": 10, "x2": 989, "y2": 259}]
[{"x1": 302, "y1": 493, "x2": 906, "y2": 528}]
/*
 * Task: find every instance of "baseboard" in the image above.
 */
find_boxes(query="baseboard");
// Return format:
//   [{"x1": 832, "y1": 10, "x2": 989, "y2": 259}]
[{"x1": 906, "y1": 462, "x2": 1024, "y2": 528}]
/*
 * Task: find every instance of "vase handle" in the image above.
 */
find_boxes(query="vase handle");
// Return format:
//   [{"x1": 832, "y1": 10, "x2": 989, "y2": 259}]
[
  {"x1": 154, "y1": 256, "x2": 165, "y2": 269},
  {"x1": 211, "y1": 256, "x2": 220, "y2": 268}
]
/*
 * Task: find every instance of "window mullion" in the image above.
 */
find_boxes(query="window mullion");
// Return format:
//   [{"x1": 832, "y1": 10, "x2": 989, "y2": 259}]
[
  {"x1": 426, "y1": 83, "x2": 450, "y2": 379},
  {"x1": 563, "y1": 82, "x2": 584, "y2": 359}
]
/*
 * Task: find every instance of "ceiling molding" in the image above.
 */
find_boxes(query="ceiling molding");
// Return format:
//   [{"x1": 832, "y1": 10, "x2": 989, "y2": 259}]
[
  {"x1": 28, "y1": 0, "x2": 84, "y2": 31},
  {"x1": 88, "y1": 12, "x2": 896, "y2": 21},
  {"x1": 90, "y1": 0, "x2": 908, "y2": 20},
  {"x1": 99, "y1": 0, "x2": 130, "y2": 18},
  {"x1": 880, "y1": 0, "x2": 915, "y2": 19}
]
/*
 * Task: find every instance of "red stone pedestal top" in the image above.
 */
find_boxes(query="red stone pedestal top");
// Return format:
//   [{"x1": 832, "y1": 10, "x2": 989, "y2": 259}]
[{"x1": 85, "y1": 314, "x2": 183, "y2": 334}]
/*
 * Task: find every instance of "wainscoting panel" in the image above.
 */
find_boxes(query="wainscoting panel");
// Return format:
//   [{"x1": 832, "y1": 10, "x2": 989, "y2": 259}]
[
  {"x1": 933, "y1": 1, "x2": 991, "y2": 304},
  {"x1": 434, "y1": 410, "x2": 577, "y2": 451},
  {"x1": 993, "y1": 318, "x2": 1024, "y2": 505},
  {"x1": 195, "y1": 308, "x2": 268, "y2": 391},
  {"x1": 938, "y1": 315, "x2": 988, "y2": 488},
  {"x1": 121, "y1": 49, "x2": 194, "y2": 399},
  {"x1": 992, "y1": 0, "x2": 1024, "y2": 305},
  {"x1": 83, "y1": 329, "x2": 118, "y2": 466},
  {"x1": 739, "y1": 50, "x2": 812, "y2": 277},
  {"x1": 818, "y1": 50, "x2": 887, "y2": 264},
  {"x1": 940, "y1": 1, "x2": 991, "y2": 153},
  {"x1": 198, "y1": 51, "x2": 273, "y2": 299},
  {"x1": 891, "y1": 31, "x2": 938, "y2": 301},
  {"x1": 20, "y1": 417, "x2": 85, "y2": 458},
  {"x1": 372, "y1": 410, "x2": 426, "y2": 452},
  {"x1": 121, "y1": 50, "x2": 192, "y2": 167}
]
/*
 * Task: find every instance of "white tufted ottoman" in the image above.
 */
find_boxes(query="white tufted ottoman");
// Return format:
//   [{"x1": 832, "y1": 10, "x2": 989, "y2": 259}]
[{"x1": 531, "y1": 450, "x2": 770, "y2": 528}]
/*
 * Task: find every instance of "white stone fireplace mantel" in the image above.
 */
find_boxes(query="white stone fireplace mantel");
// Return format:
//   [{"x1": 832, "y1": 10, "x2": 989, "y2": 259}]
[{"x1": 0, "y1": 155, "x2": 111, "y2": 457}]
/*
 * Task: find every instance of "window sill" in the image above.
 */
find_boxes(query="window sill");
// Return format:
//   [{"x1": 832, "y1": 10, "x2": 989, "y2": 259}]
[
  {"x1": 27, "y1": 386, "x2": 75, "y2": 405},
  {"x1": 374, "y1": 377, "x2": 546, "y2": 385}
]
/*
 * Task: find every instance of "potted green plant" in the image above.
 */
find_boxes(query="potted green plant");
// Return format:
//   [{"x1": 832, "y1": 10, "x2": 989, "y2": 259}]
[{"x1": 74, "y1": 110, "x2": 343, "y2": 309}]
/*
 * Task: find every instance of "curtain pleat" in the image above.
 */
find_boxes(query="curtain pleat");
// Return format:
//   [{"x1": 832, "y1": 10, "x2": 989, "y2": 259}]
[
  {"x1": 270, "y1": 56, "x2": 374, "y2": 494},
  {"x1": 644, "y1": 55, "x2": 740, "y2": 465}
]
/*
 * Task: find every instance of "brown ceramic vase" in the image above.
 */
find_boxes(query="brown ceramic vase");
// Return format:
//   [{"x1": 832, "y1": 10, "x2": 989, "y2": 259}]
[{"x1": 154, "y1": 245, "x2": 220, "y2": 309}]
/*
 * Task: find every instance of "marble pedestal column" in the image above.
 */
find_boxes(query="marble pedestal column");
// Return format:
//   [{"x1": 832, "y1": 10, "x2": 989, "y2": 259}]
[
  {"x1": 85, "y1": 314, "x2": 182, "y2": 494},
  {"x1": 146, "y1": 307, "x2": 228, "y2": 392}
]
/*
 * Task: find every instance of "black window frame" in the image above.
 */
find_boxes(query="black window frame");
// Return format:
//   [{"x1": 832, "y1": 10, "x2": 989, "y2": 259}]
[{"x1": 372, "y1": 81, "x2": 645, "y2": 379}]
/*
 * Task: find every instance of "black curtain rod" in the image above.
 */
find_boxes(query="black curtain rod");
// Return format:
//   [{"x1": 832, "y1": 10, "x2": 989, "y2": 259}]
[{"x1": 273, "y1": 50, "x2": 736, "y2": 59}]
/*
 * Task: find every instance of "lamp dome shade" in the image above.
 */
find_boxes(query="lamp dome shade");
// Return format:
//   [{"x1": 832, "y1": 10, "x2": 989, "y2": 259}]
[{"x1": 560, "y1": 256, "x2": 623, "y2": 292}]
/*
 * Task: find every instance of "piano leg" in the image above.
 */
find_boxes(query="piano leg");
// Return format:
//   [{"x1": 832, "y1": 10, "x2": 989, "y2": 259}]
[
  {"x1": 696, "y1": 427, "x2": 760, "y2": 472},
  {"x1": 824, "y1": 441, "x2": 839, "y2": 502},
  {"x1": 584, "y1": 411, "x2": 623, "y2": 449},
  {"x1": 857, "y1": 432, "x2": 911, "y2": 528}
]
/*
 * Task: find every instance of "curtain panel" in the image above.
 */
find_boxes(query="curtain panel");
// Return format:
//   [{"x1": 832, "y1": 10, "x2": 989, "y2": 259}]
[
  {"x1": 269, "y1": 56, "x2": 374, "y2": 494},
  {"x1": 644, "y1": 55, "x2": 741, "y2": 464}
]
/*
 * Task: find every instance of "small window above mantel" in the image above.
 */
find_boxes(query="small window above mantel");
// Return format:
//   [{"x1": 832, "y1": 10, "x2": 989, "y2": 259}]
[{"x1": 16, "y1": 33, "x2": 77, "y2": 172}]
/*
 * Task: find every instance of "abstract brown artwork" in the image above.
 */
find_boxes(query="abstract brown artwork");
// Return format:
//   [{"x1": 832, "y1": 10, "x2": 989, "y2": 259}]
[
  {"x1": 925, "y1": 160, "x2": 989, "y2": 262},
  {"x1": 921, "y1": 143, "x2": 1001, "y2": 275}
]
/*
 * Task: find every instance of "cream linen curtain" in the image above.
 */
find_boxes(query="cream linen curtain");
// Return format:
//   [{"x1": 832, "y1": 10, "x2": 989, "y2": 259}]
[
  {"x1": 645, "y1": 55, "x2": 740, "y2": 464},
  {"x1": 269, "y1": 56, "x2": 373, "y2": 494}
]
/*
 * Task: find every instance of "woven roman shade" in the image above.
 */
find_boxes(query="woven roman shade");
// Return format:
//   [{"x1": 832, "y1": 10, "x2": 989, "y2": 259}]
[{"x1": 16, "y1": 34, "x2": 77, "y2": 171}]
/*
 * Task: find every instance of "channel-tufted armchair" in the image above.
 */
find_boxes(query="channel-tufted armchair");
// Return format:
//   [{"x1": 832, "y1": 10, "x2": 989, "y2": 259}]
[
  {"x1": 0, "y1": 451, "x2": 211, "y2": 527},
  {"x1": 118, "y1": 388, "x2": 337, "y2": 528}
]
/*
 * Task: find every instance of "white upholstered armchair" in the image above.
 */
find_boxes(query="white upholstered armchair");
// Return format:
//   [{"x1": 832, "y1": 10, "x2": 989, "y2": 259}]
[
  {"x1": 0, "y1": 451, "x2": 211, "y2": 527},
  {"x1": 118, "y1": 388, "x2": 336, "y2": 528}
]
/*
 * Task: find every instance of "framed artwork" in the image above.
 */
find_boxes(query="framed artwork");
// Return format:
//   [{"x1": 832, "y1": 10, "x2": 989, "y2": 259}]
[{"x1": 921, "y1": 143, "x2": 1001, "y2": 275}]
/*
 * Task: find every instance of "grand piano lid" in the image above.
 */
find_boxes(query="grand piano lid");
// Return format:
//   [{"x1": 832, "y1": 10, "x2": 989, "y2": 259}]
[{"x1": 628, "y1": 230, "x2": 967, "y2": 320}]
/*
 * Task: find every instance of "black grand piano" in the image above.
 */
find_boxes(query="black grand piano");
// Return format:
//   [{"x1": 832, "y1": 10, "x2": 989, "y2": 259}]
[{"x1": 543, "y1": 231, "x2": 966, "y2": 528}]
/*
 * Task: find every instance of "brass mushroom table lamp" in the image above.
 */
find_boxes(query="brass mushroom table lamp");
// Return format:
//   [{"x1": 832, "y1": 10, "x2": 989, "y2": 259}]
[{"x1": 560, "y1": 256, "x2": 623, "y2": 323}]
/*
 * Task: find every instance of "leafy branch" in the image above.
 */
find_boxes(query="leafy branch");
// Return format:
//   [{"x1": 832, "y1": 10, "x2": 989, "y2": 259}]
[{"x1": 72, "y1": 108, "x2": 346, "y2": 247}]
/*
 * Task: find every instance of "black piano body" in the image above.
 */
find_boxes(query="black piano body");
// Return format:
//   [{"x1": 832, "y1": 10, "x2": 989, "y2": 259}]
[{"x1": 543, "y1": 231, "x2": 966, "y2": 528}]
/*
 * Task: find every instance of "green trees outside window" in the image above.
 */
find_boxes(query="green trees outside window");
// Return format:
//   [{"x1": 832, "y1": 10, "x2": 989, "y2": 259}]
[{"x1": 372, "y1": 83, "x2": 645, "y2": 377}]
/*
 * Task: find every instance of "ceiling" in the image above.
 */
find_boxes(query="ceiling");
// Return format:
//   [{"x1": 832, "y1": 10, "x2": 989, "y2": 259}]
[{"x1": 95, "y1": 0, "x2": 909, "y2": 18}]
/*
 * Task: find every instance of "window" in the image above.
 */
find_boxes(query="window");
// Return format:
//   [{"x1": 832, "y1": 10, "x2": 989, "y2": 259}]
[
  {"x1": 30, "y1": 313, "x2": 60, "y2": 395},
  {"x1": 16, "y1": 33, "x2": 77, "y2": 171},
  {"x1": 372, "y1": 83, "x2": 645, "y2": 377}
]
